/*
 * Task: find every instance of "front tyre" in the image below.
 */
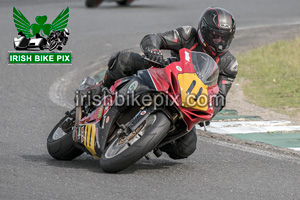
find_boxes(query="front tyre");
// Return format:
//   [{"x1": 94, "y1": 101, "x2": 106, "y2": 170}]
[
  {"x1": 49, "y1": 40, "x2": 58, "y2": 51},
  {"x1": 47, "y1": 115, "x2": 83, "y2": 160},
  {"x1": 100, "y1": 112, "x2": 171, "y2": 173},
  {"x1": 39, "y1": 41, "x2": 44, "y2": 50}
]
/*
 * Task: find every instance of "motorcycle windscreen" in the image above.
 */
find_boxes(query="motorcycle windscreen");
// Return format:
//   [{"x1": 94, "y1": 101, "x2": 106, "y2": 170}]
[
  {"x1": 178, "y1": 51, "x2": 219, "y2": 111},
  {"x1": 190, "y1": 51, "x2": 219, "y2": 87},
  {"x1": 78, "y1": 76, "x2": 97, "y2": 91}
]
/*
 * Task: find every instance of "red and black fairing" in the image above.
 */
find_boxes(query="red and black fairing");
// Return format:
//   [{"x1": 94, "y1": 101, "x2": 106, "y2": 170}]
[
  {"x1": 109, "y1": 48, "x2": 219, "y2": 131},
  {"x1": 74, "y1": 72, "x2": 158, "y2": 155},
  {"x1": 146, "y1": 48, "x2": 219, "y2": 130}
]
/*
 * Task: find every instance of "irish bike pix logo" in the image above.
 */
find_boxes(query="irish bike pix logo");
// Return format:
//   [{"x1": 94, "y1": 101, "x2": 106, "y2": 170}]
[{"x1": 9, "y1": 7, "x2": 71, "y2": 64}]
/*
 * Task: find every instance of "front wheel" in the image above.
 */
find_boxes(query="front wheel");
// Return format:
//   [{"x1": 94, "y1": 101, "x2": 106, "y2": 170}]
[
  {"x1": 47, "y1": 114, "x2": 83, "y2": 160},
  {"x1": 39, "y1": 41, "x2": 44, "y2": 50},
  {"x1": 100, "y1": 112, "x2": 171, "y2": 173},
  {"x1": 49, "y1": 40, "x2": 58, "y2": 51}
]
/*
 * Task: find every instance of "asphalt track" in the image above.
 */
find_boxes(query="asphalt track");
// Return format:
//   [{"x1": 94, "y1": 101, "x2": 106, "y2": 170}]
[{"x1": 1, "y1": 0, "x2": 300, "y2": 199}]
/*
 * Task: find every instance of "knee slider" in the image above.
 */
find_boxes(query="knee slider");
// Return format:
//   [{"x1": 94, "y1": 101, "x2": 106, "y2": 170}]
[
  {"x1": 118, "y1": 51, "x2": 139, "y2": 74},
  {"x1": 107, "y1": 51, "x2": 120, "y2": 71}
]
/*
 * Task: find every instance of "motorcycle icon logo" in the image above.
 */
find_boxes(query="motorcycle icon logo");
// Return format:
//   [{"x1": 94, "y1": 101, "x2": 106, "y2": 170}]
[{"x1": 13, "y1": 7, "x2": 70, "y2": 51}]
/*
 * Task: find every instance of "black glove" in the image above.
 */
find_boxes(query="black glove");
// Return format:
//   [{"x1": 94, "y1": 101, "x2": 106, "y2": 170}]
[
  {"x1": 144, "y1": 47, "x2": 164, "y2": 65},
  {"x1": 199, "y1": 121, "x2": 210, "y2": 127}
]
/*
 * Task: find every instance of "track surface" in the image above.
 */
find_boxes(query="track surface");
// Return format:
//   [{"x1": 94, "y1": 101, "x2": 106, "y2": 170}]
[{"x1": 1, "y1": 0, "x2": 300, "y2": 199}]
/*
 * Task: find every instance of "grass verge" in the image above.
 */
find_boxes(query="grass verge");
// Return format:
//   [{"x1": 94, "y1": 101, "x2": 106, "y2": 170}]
[{"x1": 236, "y1": 37, "x2": 300, "y2": 117}]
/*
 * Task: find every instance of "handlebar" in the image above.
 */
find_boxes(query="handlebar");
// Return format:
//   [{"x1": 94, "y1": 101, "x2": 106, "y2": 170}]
[{"x1": 142, "y1": 55, "x2": 168, "y2": 68}]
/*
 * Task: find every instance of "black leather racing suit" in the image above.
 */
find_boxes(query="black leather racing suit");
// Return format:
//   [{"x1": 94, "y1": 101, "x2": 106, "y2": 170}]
[{"x1": 102, "y1": 26, "x2": 238, "y2": 159}]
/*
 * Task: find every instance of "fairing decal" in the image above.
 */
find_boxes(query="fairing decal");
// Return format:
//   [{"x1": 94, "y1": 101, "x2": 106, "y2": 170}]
[{"x1": 74, "y1": 122, "x2": 100, "y2": 159}]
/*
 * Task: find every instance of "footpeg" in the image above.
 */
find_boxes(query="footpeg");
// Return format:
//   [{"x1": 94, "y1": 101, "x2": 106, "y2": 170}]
[
  {"x1": 145, "y1": 153, "x2": 151, "y2": 160},
  {"x1": 153, "y1": 149, "x2": 162, "y2": 157}
]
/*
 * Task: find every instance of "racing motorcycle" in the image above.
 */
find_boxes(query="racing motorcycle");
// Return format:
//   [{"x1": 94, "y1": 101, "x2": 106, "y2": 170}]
[
  {"x1": 85, "y1": 0, "x2": 134, "y2": 8},
  {"x1": 47, "y1": 48, "x2": 219, "y2": 173},
  {"x1": 47, "y1": 30, "x2": 69, "y2": 51}
]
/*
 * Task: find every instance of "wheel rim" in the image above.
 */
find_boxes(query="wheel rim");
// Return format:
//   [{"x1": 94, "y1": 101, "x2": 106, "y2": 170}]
[
  {"x1": 52, "y1": 117, "x2": 72, "y2": 140},
  {"x1": 104, "y1": 114, "x2": 157, "y2": 159},
  {"x1": 52, "y1": 128, "x2": 67, "y2": 140}
]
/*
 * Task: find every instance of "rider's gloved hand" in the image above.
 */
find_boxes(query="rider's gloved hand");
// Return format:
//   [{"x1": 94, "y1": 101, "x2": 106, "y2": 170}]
[
  {"x1": 144, "y1": 47, "x2": 164, "y2": 65},
  {"x1": 199, "y1": 120, "x2": 210, "y2": 127}
]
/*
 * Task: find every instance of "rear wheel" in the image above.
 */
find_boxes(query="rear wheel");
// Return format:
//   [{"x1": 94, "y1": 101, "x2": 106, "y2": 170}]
[
  {"x1": 47, "y1": 114, "x2": 83, "y2": 160},
  {"x1": 85, "y1": 0, "x2": 102, "y2": 8},
  {"x1": 117, "y1": 0, "x2": 132, "y2": 6},
  {"x1": 100, "y1": 112, "x2": 171, "y2": 173}
]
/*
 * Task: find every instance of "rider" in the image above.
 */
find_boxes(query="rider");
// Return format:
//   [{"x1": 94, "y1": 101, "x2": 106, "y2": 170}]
[
  {"x1": 55, "y1": 28, "x2": 70, "y2": 50},
  {"x1": 47, "y1": 28, "x2": 70, "y2": 50},
  {"x1": 100, "y1": 7, "x2": 238, "y2": 159}
]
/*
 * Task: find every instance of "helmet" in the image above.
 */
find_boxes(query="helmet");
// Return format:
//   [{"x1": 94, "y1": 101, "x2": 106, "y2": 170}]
[
  {"x1": 64, "y1": 28, "x2": 70, "y2": 36},
  {"x1": 197, "y1": 7, "x2": 236, "y2": 56}
]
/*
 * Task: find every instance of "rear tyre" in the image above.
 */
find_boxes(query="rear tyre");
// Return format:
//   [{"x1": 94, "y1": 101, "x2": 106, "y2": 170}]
[
  {"x1": 100, "y1": 112, "x2": 171, "y2": 173},
  {"x1": 85, "y1": 0, "x2": 102, "y2": 8},
  {"x1": 117, "y1": 0, "x2": 132, "y2": 6},
  {"x1": 47, "y1": 115, "x2": 83, "y2": 160}
]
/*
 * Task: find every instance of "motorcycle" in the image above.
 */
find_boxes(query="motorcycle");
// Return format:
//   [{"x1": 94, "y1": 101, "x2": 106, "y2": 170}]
[
  {"x1": 85, "y1": 0, "x2": 134, "y2": 8},
  {"x1": 14, "y1": 33, "x2": 47, "y2": 50},
  {"x1": 47, "y1": 48, "x2": 219, "y2": 173},
  {"x1": 47, "y1": 31, "x2": 68, "y2": 51}
]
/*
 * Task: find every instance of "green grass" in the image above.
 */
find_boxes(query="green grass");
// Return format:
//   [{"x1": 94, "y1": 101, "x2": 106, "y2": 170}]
[{"x1": 236, "y1": 37, "x2": 300, "y2": 116}]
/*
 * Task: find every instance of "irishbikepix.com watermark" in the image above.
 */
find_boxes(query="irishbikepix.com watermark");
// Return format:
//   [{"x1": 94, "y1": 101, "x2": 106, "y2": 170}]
[
  {"x1": 8, "y1": 52, "x2": 71, "y2": 64},
  {"x1": 75, "y1": 91, "x2": 225, "y2": 110}
]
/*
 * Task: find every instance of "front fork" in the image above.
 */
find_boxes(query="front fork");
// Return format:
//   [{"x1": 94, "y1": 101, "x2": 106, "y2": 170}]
[
  {"x1": 74, "y1": 90, "x2": 82, "y2": 127},
  {"x1": 72, "y1": 90, "x2": 82, "y2": 150}
]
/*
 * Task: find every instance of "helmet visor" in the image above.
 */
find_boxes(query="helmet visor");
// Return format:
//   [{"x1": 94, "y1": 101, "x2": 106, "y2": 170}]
[{"x1": 207, "y1": 30, "x2": 234, "y2": 53}]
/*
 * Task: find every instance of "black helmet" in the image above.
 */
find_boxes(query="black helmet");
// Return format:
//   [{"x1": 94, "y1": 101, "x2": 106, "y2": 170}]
[{"x1": 197, "y1": 7, "x2": 236, "y2": 56}]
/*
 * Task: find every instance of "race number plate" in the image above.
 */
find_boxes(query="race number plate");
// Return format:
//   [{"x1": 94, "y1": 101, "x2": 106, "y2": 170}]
[{"x1": 177, "y1": 73, "x2": 209, "y2": 111}]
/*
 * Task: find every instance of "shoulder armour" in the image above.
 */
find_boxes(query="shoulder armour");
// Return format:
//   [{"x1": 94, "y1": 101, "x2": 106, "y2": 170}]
[{"x1": 176, "y1": 26, "x2": 197, "y2": 41}]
